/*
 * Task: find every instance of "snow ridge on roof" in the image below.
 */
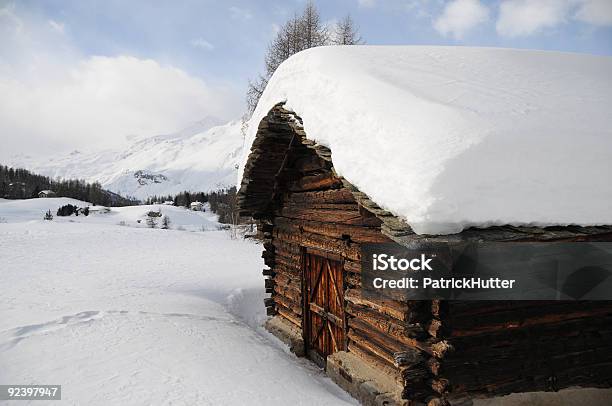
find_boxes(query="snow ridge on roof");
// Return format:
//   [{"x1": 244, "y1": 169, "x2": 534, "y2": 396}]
[{"x1": 239, "y1": 46, "x2": 612, "y2": 235}]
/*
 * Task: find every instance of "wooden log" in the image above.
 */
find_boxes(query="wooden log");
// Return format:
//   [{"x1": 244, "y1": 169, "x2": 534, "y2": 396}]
[
  {"x1": 273, "y1": 290, "x2": 301, "y2": 314},
  {"x1": 426, "y1": 397, "x2": 450, "y2": 406},
  {"x1": 426, "y1": 319, "x2": 443, "y2": 339},
  {"x1": 274, "y1": 283, "x2": 301, "y2": 303},
  {"x1": 429, "y1": 378, "x2": 449, "y2": 395},
  {"x1": 344, "y1": 272, "x2": 360, "y2": 288},
  {"x1": 287, "y1": 189, "x2": 356, "y2": 204},
  {"x1": 289, "y1": 173, "x2": 343, "y2": 192},
  {"x1": 274, "y1": 272, "x2": 301, "y2": 290},
  {"x1": 291, "y1": 154, "x2": 329, "y2": 173},
  {"x1": 346, "y1": 302, "x2": 426, "y2": 341},
  {"x1": 430, "y1": 340, "x2": 453, "y2": 359},
  {"x1": 271, "y1": 238, "x2": 302, "y2": 255},
  {"x1": 274, "y1": 263, "x2": 301, "y2": 279},
  {"x1": 401, "y1": 379, "x2": 432, "y2": 402},
  {"x1": 350, "y1": 317, "x2": 407, "y2": 355},
  {"x1": 450, "y1": 304, "x2": 612, "y2": 338},
  {"x1": 261, "y1": 250, "x2": 274, "y2": 261},
  {"x1": 394, "y1": 348, "x2": 425, "y2": 368},
  {"x1": 348, "y1": 332, "x2": 396, "y2": 368},
  {"x1": 274, "y1": 216, "x2": 390, "y2": 243},
  {"x1": 277, "y1": 305, "x2": 302, "y2": 328},
  {"x1": 400, "y1": 365, "x2": 430, "y2": 382},
  {"x1": 274, "y1": 229, "x2": 361, "y2": 261},
  {"x1": 448, "y1": 314, "x2": 612, "y2": 358},
  {"x1": 344, "y1": 289, "x2": 410, "y2": 322},
  {"x1": 278, "y1": 207, "x2": 366, "y2": 226},
  {"x1": 344, "y1": 260, "x2": 361, "y2": 274},
  {"x1": 427, "y1": 357, "x2": 441, "y2": 376},
  {"x1": 272, "y1": 249, "x2": 301, "y2": 264},
  {"x1": 284, "y1": 202, "x2": 359, "y2": 211}
]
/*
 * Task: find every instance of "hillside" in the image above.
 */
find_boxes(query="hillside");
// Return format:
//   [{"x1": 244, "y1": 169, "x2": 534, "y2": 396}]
[{"x1": 9, "y1": 120, "x2": 244, "y2": 201}]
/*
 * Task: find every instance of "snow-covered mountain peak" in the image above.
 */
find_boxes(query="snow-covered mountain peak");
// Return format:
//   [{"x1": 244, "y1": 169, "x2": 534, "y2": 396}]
[{"x1": 7, "y1": 119, "x2": 244, "y2": 200}]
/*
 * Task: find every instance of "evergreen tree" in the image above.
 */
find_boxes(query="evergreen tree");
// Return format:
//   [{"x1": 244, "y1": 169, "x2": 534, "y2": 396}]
[
  {"x1": 161, "y1": 215, "x2": 171, "y2": 229},
  {"x1": 0, "y1": 164, "x2": 138, "y2": 206},
  {"x1": 146, "y1": 215, "x2": 158, "y2": 228}
]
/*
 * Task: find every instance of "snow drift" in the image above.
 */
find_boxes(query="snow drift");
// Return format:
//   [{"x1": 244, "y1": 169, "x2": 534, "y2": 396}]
[{"x1": 240, "y1": 46, "x2": 612, "y2": 235}]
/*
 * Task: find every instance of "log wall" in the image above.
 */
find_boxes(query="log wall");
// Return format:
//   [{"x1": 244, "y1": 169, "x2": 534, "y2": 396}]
[
  {"x1": 251, "y1": 118, "x2": 452, "y2": 403},
  {"x1": 441, "y1": 300, "x2": 612, "y2": 403}
]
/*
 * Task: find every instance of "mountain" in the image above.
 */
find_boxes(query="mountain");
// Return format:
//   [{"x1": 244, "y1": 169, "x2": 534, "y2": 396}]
[{"x1": 8, "y1": 120, "x2": 244, "y2": 200}]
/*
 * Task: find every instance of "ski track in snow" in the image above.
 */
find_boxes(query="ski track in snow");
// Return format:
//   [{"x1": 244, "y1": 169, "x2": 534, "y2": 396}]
[{"x1": 0, "y1": 200, "x2": 356, "y2": 405}]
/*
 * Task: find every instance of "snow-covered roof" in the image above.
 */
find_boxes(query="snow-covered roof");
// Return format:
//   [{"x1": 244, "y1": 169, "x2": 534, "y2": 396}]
[{"x1": 239, "y1": 46, "x2": 612, "y2": 235}]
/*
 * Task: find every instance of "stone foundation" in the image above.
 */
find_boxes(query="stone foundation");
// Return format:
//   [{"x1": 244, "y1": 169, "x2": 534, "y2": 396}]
[
  {"x1": 265, "y1": 316, "x2": 305, "y2": 357},
  {"x1": 326, "y1": 351, "x2": 406, "y2": 406}
]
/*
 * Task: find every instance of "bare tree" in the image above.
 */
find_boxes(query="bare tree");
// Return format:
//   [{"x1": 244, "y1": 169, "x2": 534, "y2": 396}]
[
  {"x1": 333, "y1": 14, "x2": 363, "y2": 45},
  {"x1": 246, "y1": 75, "x2": 268, "y2": 116},
  {"x1": 245, "y1": 1, "x2": 330, "y2": 116},
  {"x1": 300, "y1": 1, "x2": 328, "y2": 49}
]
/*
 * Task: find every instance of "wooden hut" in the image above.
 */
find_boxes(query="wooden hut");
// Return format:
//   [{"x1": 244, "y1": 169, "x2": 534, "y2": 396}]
[{"x1": 238, "y1": 104, "x2": 612, "y2": 406}]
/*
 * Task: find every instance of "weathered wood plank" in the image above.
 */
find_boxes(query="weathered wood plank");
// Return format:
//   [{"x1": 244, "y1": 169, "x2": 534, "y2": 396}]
[
  {"x1": 289, "y1": 173, "x2": 343, "y2": 192},
  {"x1": 275, "y1": 216, "x2": 391, "y2": 243}
]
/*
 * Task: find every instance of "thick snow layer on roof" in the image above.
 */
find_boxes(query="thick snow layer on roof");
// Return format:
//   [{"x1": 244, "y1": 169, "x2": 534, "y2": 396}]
[{"x1": 240, "y1": 46, "x2": 612, "y2": 235}]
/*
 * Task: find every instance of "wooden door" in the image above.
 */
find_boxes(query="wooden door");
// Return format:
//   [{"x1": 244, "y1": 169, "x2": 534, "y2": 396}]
[{"x1": 304, "y1": 251, "x2": 345, "y2": 367}]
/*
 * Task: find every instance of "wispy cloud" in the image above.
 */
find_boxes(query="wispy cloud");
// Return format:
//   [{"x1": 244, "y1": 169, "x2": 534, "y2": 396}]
[
  {"x1": 190, "y1": 37, "x2": 214, "y2": 51},
  {"x1": 48, "y1": 19, "x2": 65, "y2": 34},
  {"x1": 574, "y1": 0, "x2": 612, "y2": 27},
  {"x1": 357, "y1": 0, "x2": 376, "y2": 8},
  {"x1": 229, "y1": 6, "x2": 252, "y2": 21}
]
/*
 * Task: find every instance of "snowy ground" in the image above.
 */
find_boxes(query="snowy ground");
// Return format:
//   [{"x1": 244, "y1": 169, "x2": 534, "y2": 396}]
[{"x1": 0, "y1": 198, "x2": 355, "y2": 405}]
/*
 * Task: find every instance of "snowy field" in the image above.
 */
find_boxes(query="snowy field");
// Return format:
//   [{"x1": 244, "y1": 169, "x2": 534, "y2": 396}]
[{"x1": 0, "y1": 198, "x2": 355, "y2": 405}]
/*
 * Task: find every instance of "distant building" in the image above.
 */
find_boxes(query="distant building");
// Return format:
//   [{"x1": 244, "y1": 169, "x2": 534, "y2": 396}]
[
  {"x1": 190, "y1": 201, "x2": 204, "y2": 211},
  {"x1": 88, "y1": 206, "x2": 110, "y2": 214},
  {"x1": 38, "y1": 190, "x2": 57, "y2": 198},
  {"x1": 163, "y1": 200, "x2": 174, "y2": 205}
]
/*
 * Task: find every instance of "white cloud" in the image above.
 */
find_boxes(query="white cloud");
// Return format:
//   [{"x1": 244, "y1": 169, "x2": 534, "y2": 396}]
[
  {"x1": 358, "y1": 0, "x2": 376, "y2": 8},
  {"x1": 48, "y1": 19, "x2": 65, "y2": 34},
  {"x1": 229, "y1": 6, "x2": 252, "y2": 21},
  {"x1": 0, "y1": 6, "x2": 240, "y2": 159},
  {"x1": 496, "y1": 0, "x2": 612, "y2": 37},
  {"x1": 434, "y1": 0, "x2": 489, "y2": 39},
  {"x1": 574, "y1": 0, "x2": 612, "y2": 26},
  {"x1": 496, "y1": 0, "x2": 572, "y2": 37},
  {"x1": 190, "y1": 37, "x2": 214, "y2": 51}
]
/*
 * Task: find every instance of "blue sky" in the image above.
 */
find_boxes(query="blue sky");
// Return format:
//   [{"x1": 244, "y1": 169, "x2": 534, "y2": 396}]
[{"x1": 1, "y1": 0, "x2": 611, "y2": 157}]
